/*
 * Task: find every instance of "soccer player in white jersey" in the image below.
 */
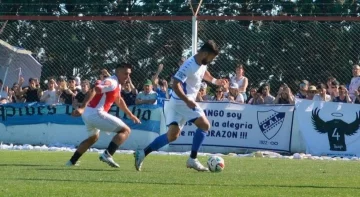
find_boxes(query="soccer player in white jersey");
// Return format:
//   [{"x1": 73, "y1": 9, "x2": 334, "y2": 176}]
[
  {"x1": 66, "y1": 63, "x2": 141, "y2": 168},
  {"x1": 134, "y1": 40, "x2": 227, "y2": 171}
]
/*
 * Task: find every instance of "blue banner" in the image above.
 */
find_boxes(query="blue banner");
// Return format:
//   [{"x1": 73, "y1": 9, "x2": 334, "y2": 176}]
[{"x1": 0, "y1": 103, "x2": 162, "y2": 133}]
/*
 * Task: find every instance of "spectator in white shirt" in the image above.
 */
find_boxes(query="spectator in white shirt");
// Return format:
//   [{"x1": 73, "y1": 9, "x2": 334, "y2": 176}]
[
  {"x1": 313, "y1": 83, "x2": 331, "y2": 102},
  {"x1": 230, "y1": 64, "x2": 248, "y2": 101},
  {"x1": 40, "y1": 78, "x2": 60, "y2": 105},
  {"x1": 228, "y1": 83, "x2": 245, "y2": 103},
  {"x1": 349, "y1": 64, "x2": 360, "y2": 101},
  {"x1": 136, "y1": 79, "x2": 158, "y2": 105},
  {"x1": 74, "y1": 76, "x2": 82, "y2": 90}
]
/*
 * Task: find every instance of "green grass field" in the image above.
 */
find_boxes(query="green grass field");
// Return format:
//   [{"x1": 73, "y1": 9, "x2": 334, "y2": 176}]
[{"x1": 0, "y1": 151, "x2": 359, "y2": 197}]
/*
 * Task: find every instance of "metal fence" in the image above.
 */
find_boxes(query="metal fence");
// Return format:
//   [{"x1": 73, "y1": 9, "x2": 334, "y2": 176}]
[{"x1": 1, "y1": 17, "x2": 359, "y2": 93}]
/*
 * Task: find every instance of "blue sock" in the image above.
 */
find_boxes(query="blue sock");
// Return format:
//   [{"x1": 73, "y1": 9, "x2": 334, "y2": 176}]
[
  {"x1": 144, "y1": 134, "x2": 169, "y2": 156},
  {"x1": 190, "y1": 129, "x2": 206, "y2": 159}
]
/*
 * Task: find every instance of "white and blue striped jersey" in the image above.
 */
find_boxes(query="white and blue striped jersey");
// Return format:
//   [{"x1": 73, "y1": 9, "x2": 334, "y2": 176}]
[{"x1": 172, "y1": 56, "x2": 207, "y2": 102}]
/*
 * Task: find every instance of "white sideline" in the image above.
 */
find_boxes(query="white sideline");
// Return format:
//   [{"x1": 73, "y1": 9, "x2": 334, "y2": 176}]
[{"x1": 0, "y1": 142, "x2": 359, "y2": 161}]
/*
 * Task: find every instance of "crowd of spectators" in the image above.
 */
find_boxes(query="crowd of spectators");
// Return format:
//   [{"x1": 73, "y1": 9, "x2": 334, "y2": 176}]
[{"x1": 1, "y1": 60, "x2": 360, "y2": 107}]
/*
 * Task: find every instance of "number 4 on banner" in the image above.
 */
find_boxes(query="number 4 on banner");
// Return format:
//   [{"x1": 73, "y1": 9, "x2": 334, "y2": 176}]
[{"x1": 332, "y1": 128, "x2": 340, "y2": 141}]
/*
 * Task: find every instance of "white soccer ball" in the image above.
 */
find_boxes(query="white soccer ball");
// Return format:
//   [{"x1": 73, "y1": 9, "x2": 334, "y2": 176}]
[{"x1": 207, "y1": 156, "x2": 225, "y2": 172}]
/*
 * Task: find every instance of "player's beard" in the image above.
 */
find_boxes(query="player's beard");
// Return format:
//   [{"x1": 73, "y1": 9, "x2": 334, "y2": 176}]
[{"x1": 201, "y1": 58, "x2": 209, "y2": 65}]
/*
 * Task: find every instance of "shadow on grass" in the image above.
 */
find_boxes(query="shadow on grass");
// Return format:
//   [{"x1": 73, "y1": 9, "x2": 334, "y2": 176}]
[
  {"x1": 36, "y1": 168, "x2": 122, "y2": 172},
  {"x1": 10, "y1": 177, "x2": 360, "y2": 190},
  {"x1": 0, "y1": 164, "x2": 52, "y2": 167}
]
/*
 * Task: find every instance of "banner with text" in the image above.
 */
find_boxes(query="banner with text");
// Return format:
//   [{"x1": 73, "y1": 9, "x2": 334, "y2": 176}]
[
  {"x1": 0, "y1": 103, "x2": 162, "y2": 133},
  {"x1": 168, "y1": 101, "x2": 294, "y2": 152},
  {"x1": 296, "y1": 99, "x2": 360, "y2": 157}
]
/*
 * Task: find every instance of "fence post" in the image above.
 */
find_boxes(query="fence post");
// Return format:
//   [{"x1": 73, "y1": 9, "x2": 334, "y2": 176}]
[{"x1": 191, "y1": 16, "x2": 198, "y2": 56}]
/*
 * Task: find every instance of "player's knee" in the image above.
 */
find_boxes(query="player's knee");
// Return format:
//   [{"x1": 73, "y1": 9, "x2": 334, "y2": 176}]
[
  {"x1": 88, "y1": 133, "x2": 99, "y2": 143},
  {"x1": 167, "y1": 132, "x2": 179, "y2": 142},
  {"x1": 195, "y1": 118, "x2": 211, "y2": 131},
  {"x1": 167, "y1": 126, "x2": 181, "y2": 142},
  {"x1": 202, "y1": 122, "x2": 211, "y2": 131},
  {"x1": 118, "y1": 126, "x2": 131, "y2": 135}
]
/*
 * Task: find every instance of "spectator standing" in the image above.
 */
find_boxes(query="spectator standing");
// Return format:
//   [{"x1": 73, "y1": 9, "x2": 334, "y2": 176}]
[
  {"x1": 151, "y1": 64, "x2": 170, "y2": 105},
  {"x1": 230, "y1": 64, "x2": 248, "y2": 101},
  {"x1": 18, "y1": 77, "x2": 42, "y2": 103},
  {"x1": 274, "y1": 84, "x2": 295, "y2": 104},
  {"x1": 247, "y1": 87, "x2": 257, "y2": 104},
  {"x1": 253, "y1": 84, "x2": 275, "y2": 104},
  {"x1": 74, "y1": 76, "x2": 82, "y2": 90},
  {"x1": 295, "y1": 80, "x2": 308, "y2": 99},
  {"x1": 349, "y1": 64, "x2": 360, "y2": 101},
  {"x1": 135, "y1": 79, "x2": 157, "y2": 105},
  {"x1": 8, "y1": 82, "x2": 23, "y2": 103},
  {"x1": 121, "y1": 78, "x2": 138, "y2": 106},
  {"x1": 313, "y1": 83, "x2": 331, "y2": 102},
  {"x1": 333, "y1": 85, "x2": 352, "y2": 103},
  {"x1": 329, "y1": 80, "x2": 340, "y2": 100},
  {"x1": 73, "y1": 80, "x2": 90, "y2": 108},
  {"x1": 60, "y1": 76, "x2": 80, "y2": 105},
  {"x1": 40, "y1": 78, "x2": 60, "y2": 105},
  {"x1": 326, "y1": 76, "x2": 336, "y2": 95},
  {"x1": 353, "y1": 86, "x2": 360, "y2": 104}
]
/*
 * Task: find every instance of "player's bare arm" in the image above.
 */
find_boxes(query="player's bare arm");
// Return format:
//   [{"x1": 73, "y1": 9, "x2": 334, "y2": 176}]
[
  {"x1": 203, "y1": 70, "x2": 227, "y2": 86},
  {"x1": 115, "y1": 96, "x2": 141, "y2": 124},
  {"x1": 172, "y1": 78, "x2": 197, "y2": 109}
]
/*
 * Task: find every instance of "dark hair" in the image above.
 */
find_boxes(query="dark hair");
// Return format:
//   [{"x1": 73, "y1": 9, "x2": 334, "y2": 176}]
[
  {"x1": 68, "y1": 76, "x2": 76, "y2": 81},
  {"x1": 327, "y1": 76, "x2": 336, "y2": 81},
  {"x1": 158, "y1": 80, "x2": 164, "y2": 87},
  {"x1": 81, "y1": 80, "x2": 90, "y2": 86},
  {"x1": 317, "y1": 83, "x2": 326, "y2": 90},
  {"x1": 331, "y1": 80, "x2": 340, "y2": 86},
  {"x1": 339, "y1": 85, "x2": 346, "y2": 90},
  {"x1": 236, "y1": 64, "x2": 244, "y2": 69},
  {"x1": 199, "y1": 40, "x2": 219, "y2": 55},
  {"x1": 116, "y1": 62, "x2": 133, "y2": 69},
  {"x1": 0, "y1": 79, "x2": 2, "y2": 84}
]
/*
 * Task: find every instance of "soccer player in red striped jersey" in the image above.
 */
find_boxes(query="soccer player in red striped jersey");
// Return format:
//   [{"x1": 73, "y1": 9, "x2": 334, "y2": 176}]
[{"x1": 66, "y1": 63, "x2": 141, "y2": 168}]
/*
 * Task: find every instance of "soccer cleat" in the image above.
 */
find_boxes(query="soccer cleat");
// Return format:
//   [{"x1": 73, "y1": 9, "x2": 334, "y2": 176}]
[
  {"x1": 99, "y1": 151, "x2": 120, "y2": 168},
  {"x1": 65, "y1": 160, "x2": 80, "y2": 167},
  {"x1": 186, "y1": 158, "x2": 209, "y2": 172},
  {"x1": 134, "y1": 149, "x2": 145, "y2": 171}
]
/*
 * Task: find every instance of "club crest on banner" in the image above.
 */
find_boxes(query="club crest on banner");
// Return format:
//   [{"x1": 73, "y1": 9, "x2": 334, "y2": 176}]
[{"x1": 257, "y1": 110, "x2": 286, "y2": 140}]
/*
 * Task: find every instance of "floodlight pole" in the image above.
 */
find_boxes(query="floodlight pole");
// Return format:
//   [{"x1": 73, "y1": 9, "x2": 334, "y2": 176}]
[{"x1": 190, "y1": 0, "x2": 203, "y2": 56}]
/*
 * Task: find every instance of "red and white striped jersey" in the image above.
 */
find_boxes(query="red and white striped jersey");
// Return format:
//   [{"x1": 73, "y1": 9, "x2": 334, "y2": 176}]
[{"x1": 88, "y1": 75, "x2": 121, "y2": 112}]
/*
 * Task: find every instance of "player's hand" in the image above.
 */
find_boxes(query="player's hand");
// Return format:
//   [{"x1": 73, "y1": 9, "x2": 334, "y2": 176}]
[
  {"x1": 130, "y1": 114, "x2": 141, "y2": 124},
  {"x1": 185, "y1": 99, "x2": 197, "y2": 110},
  {"x1": 215, "y1": 79, "x2": 228, "y2": 86},
  {"x1": 72, "y1": 107, "x2": 84, "y2": 117}
]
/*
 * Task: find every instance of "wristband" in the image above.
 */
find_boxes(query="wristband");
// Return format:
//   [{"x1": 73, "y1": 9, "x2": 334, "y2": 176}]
[{"x1": 211, "y1": 78, "x2": 217, "y2": 85}]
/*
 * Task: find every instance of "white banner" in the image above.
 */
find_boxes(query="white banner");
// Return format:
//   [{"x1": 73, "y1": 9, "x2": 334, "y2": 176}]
[
  {"x1": 296, "y1": 99, "x2": 360, "y2": 157},
  {"x1": 167, "y1": 101, "x2": 294, "y2": 152}
]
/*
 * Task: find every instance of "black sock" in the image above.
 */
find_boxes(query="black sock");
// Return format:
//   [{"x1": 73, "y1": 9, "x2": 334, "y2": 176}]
[
  {"x1": 190, "y1": 151, "x2": 197, "y2": 159},
  {"x1": 144, "y1": 146, "x2": 152, "y2": 156},
  {"x1": 70, "y1": 151, "x2": 82, "y2": 164},
  {"x1": 106, "y1": 141, "x2": 119, "y2": 156}
]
